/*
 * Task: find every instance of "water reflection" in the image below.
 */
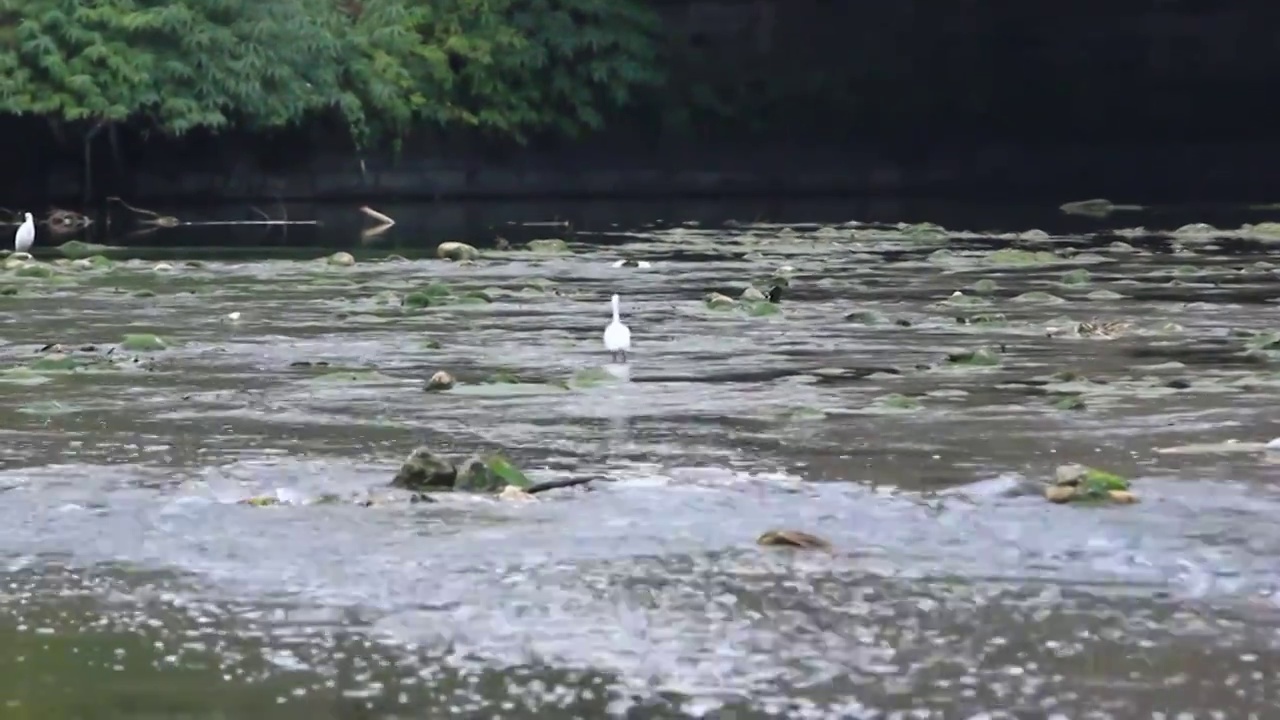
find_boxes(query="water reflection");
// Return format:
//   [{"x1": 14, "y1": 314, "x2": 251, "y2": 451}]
[{"x1": 58, "y1": 197, "x2": 1280, "y2": 253}]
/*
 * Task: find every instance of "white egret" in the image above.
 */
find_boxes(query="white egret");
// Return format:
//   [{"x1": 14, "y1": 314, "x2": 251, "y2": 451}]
[
  {"x1": 603, "y1": 293, "x2": 631, "y2": 363},
  {"x1": 14, "y1": 212, "x2": 34, "y2": 253}
]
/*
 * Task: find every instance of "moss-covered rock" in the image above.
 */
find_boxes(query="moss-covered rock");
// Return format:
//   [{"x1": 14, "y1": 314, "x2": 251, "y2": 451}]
[
  {"x1": 1045, "y1": 463, "x2": 1137, "y2": 504},
  {"x1": 390, "y1": 447, "x2": 457, "y2": 490}
]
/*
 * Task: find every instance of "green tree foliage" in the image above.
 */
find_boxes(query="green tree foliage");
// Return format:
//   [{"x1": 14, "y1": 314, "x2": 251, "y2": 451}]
[{"x1": 0, "y1": 0, "x2": 663, "y2": 146}]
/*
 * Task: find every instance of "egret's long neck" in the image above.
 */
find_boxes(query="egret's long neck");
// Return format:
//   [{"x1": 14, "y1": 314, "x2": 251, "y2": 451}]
[{"x1": 611, "y1": 296, "x2": 620, "y2": 322}]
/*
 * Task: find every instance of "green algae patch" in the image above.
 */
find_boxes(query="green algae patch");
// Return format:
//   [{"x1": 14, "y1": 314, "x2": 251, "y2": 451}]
[
  {"x1": 308, "y1": 369, "x2": 398, "y2": 384},
  {"x1": 873, "y1": 393, "x2": 920, "y2": 411},
  {"x1": 119, "y1": 334, "x2": 168, "y2": 352},
  {"x1": 566, "y1": 367, "x2": 619, "y2": 390},
  {"x1": 16, "y1": 400, "x2": 81, "y2": 416},
  {"x1": 0, "y1": 367, "x2": 52, "y2": 385},
  {"x1": 986, "y1": 249, "x2": 1062, "y2": 266},
  {"x1": 945, "y1": 347, "x2": 1001, "y2": 367},
  {"x1": 455, "y1": 454, "x2": 532, "y2": 492},
  {"x1": 12, "y1": 263, "x2": 59, "y2": 279},
  {"x1": 58, "y1": 240, "x2": 118, "y2": 259}
]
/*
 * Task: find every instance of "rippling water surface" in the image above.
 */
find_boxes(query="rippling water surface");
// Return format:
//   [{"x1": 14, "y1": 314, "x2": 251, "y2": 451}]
[{"x1": 2, "y1": 201, "x2": 1280, "y2": 718}]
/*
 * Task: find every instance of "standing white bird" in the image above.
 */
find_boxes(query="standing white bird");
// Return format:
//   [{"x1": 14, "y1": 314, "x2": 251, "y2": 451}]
[
  {"x1": 603, "y1": 293, "x2": 631, "y2": 363},
  {"x1": 14, "y1": 212, "x2": 34, "y2": 254}
]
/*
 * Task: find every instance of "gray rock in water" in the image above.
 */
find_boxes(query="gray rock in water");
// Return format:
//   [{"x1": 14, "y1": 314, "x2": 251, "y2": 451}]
[
  {"x1": 391, "y1": 447, "x2": 457, "y2": 490},
  {"x1": 436, "y1": 241, "x2": 479, "y2": 261}
]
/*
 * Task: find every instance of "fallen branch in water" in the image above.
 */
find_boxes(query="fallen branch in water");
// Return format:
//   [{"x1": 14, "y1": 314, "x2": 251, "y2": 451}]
[
  {"x1": 359, "y1": 205, "x2": 396, "y2": 226},
  {"x1": 525, "y1": 477, "x2": 595, "y2": 495},
  {"x1": 108, "y1": 196, "x2": 318, "y2": 227}
]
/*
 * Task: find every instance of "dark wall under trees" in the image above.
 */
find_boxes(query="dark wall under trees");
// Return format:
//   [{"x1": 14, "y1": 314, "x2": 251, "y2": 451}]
[{"x1": 5, "y1": 0, "x2": 1279, "y2": 206}]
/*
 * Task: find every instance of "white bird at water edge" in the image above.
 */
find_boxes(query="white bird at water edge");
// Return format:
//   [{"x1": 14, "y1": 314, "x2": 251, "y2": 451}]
[
  {"x1": 14, "y1": 212, "x2": 34, "y2": 253},
  {"x1": 603, "y1": 293, "x2": 631, "y2": 363}
]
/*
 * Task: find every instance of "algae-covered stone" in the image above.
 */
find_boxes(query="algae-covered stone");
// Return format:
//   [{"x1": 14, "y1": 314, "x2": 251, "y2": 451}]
[
  {"x1": 987, "y1": 249, "x2": 1061, "y2": 266},
  {"x1": 1247, "y1": 222, "x2": 1280, "y2": 238},
  {"x1": 404, "y1": 283, "x2": 454, "y2": 308},
  {"x1": 874, "y1": 393, "x2": 920, "y2": 411},
  {"x1": 743, "y1": 300, "x2": 780, "y2": 316},
  {"x1": 946, "y1": 347, "x2": 1001, "y2": 367},
  {"x1": 58, "y1": 240, "x2": 113, "y2": 259},
  {"x1": 325, "y1": 251, "x2": 356, "y2": 266},
  {"x1": 969, "y1": 278, "x2": 999, "y2": 294},
  {"x1": 455, "y1": 454, "x2": 531, "y2": 492},
  {"x1": 526, "y1": 238, "x2": 570, "y2": 253},
  {"x1": 437, "y1": 241, "x2": 479, "y2": 261},
  {"x1": 391, "y1": 447, "x2": 457, "y2": 490},
  {"x1": 1060, "y1": 268, "x2": 1092, "y2": 286},
  {"x1": 1045, "y1": 463, "x2": 1136, "y2": 504},
  {"x1": 13, "y1": 263, "x2": 56, "y2": 278}
]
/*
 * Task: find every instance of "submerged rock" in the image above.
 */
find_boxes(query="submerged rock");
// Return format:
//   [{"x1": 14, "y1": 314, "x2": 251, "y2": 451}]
[
  {"x1": 757, "y1": 530, "x2": 832, "y2": 551},
  {"x1": 391, "y1": 447, "x2": 457, "y2": 490},
  {"x1": 391, "y1": 447, "x2": 534, "y2": 494},
  {"x1": 704, "y1": 292, "x2": 736, "y2": 309}
]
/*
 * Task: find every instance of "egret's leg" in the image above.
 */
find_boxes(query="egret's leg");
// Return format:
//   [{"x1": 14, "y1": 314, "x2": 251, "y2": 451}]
[{"x1": 620, "y1": 350, "x2": 628, "y2": 364}]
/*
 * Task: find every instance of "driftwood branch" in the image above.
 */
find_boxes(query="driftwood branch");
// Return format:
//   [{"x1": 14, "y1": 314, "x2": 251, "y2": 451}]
[
  {"x1": 525, "y1": 477, "x2": 595, "y2": 495},
  {"x1": 359, "y1": 206, "x2": 395, "y2": 241},
  {"x1": 359, "y1": 205, "x2": 396, "y2": 226}
]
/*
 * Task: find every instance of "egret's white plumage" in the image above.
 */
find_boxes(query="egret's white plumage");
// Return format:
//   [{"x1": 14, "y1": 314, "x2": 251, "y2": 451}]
[
  {"x1": 603, "y1": 293, "x2": 631, "y2": 363},
  {"x1": 14, "y1": 212, "x2": 33, "y2": 253}
]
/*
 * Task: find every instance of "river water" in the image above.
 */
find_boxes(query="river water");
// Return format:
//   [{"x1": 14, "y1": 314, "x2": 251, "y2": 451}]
[{"x1": 2, "y1": 199, "x2": 1280, "y2": 718}]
